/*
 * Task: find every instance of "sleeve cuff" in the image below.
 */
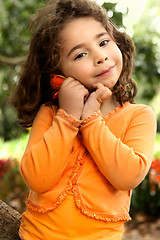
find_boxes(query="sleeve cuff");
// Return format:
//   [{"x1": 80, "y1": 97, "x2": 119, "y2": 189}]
[
  {"x1": 57, "y1": 109, "x2": 81, "y2": 128},
  {"x1": 57, "y1": 109, "x2": 102, "y2": 128},
  {"x1": 81, "y1": 110, "x2": 102, "y2": 126}
]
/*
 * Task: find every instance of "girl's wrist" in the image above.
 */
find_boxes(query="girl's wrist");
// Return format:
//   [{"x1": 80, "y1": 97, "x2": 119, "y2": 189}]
[
  {"x1": 57, "y1": 109, "x2": 81, "y2": 128},
  {"x1": 81, "y1": 110, "x2": 101, "y2": 126},
  {"x1": 81, "y1": 108, "x2": 100, "y2": 120},
  {"x1": 57, "y1": 109, "x2": 101, "y2": 128},
  {"x1": 81, "y1": 112, "x2": 93, "y2": 120}
]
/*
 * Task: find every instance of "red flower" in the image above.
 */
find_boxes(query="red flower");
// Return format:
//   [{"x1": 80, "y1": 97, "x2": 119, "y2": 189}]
[
  {"x1": 149, "y1": 158, "x2": 160, "y2": 189},
  {"x1": 0, "y1": 159, "x2": 10, "y2": 176},
  {"x1": 155, "y1": 175, "x2": 160, "y2": 182},
  {"x1": 151, "y1": 158, "x2": 160, "y2": 172}
]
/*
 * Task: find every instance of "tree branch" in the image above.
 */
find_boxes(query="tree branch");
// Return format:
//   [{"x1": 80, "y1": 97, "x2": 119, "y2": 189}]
[
  {"x1": 0, "y1": 54, "x2": 27, "y2": 66},
  {"x1": 0, "y1": 200, "x2": 21, "y2": 240}
]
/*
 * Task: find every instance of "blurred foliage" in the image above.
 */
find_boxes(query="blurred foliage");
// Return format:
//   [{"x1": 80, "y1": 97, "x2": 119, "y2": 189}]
[
  {"x1": 0, "y1": 133, "x2": 29, "y2": 212},
  {"x1": 131, "y1": 134, "x2": 160, "y2": 217},
  {"x1": 131, "y1": 160, "x2": 160, "y2": 218},
  {"x1": 131, "y1": 173, "x2": 160, "y2": 218},
  {"x1": 0, "y1": 0, "x2": 160, "y2": 140},
  {"x1": 132, "y1": 0, "x2": 160, "y2": 102},
  {"x1": 102, "y1": 2, "x2": 126, "y2": 29},
  {"x1": 0, "y1": 157, "x2": 28, "y2": 213},
  {"x1": 0, "y1": 133, "x2": 29, "y2": 160},
  {"x1": 0, "y1": 0, "x2": 45, "y2": 140}
]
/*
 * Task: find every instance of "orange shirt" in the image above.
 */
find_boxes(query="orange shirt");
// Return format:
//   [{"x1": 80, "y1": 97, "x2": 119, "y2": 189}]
[
  {"x1": 19, "y1": 102, "x2": 156, "y2": 240},
  {"x1": 20, "y1": 194, "x2": 125, "y2": 240}
]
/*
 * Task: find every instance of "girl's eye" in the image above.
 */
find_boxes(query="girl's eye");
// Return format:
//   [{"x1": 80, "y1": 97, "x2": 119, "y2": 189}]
[
  {"x1": 100, "y1": 40, "x2": 109, "y2": 47},
  {"x1": 74, "y1": 53, "x2": 86, "y2": 60}
]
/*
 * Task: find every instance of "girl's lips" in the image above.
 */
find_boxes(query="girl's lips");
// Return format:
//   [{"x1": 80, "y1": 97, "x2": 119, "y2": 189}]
[{"x1": 96, "y1": 66, "x2": 114, "y2": 77}]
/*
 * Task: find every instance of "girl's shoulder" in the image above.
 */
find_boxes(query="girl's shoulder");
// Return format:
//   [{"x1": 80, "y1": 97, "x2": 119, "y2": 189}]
[
  {"x1": 119, "y1": 102, "x2": 153, "y2": 113},
  {"x1": 38, "y1": 103, "x2": 58, "y2": 115},
  {"x1": 33, "y1": 103, "x2": 59, "y2": 126},
  {"x1": 126, "y1": 102, "x2": 155, "y2": 115},
  {"x1": 122, "y1": 102, "x2": 156, "y2": 123},
  {"x1": 110, "y1": 102, "x2": 156, "y2": 123},
  {"x1": 109, "y1": 102, "x2": 154, "y2": 117}
]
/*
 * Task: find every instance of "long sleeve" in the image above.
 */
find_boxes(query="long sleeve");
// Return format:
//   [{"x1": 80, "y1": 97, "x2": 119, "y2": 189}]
[
  {"x1": 80, "y1": 105, "x2": 157, "y2": 191},
  {"x1": 20, "y1": 105, "x2": 79, "y2": 193}
]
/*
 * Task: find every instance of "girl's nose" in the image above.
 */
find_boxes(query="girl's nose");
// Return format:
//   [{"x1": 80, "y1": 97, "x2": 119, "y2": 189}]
[
  {"x1": 95, "y1": 52, "x2": 108, "y2": 66},
  {"x1": 97, "y1": 57, "x2": 108, "y2": 65}
]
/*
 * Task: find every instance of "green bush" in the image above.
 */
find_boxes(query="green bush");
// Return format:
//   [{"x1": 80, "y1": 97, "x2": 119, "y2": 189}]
[
  {"x1": 131, "y1": 164, "x2": 160, "y2": 217},
  {"x1": 0, "y1": 157, "x2": 28, "y2": 213},
  {"x1": 131, "y1": 133, "x2": 160, "y2": 217}
]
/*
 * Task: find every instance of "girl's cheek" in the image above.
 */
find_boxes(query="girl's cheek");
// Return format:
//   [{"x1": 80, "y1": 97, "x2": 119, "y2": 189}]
[
  {"x1": 116, "y1": 46, "x2": 123, "y2": 62},
  {"x1": 76, "y1": 63, "x2": 91, "y2": 76}
]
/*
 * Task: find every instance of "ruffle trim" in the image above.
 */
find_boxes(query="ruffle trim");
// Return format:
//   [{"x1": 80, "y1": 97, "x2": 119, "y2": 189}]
[
  {"x1": 57, "y1": 109, "x2": 102, "y2": 128},
  {"x1": 25, "y1": 148, "x2": 131, "y2": 222},
  {"x1": 26, "y1": 190, "x2": 131, "y2": 222},
  {"x1": 80, "y1": 111, "x2": 101, "y2": 126},
  {"x1": 102, "y1": 102, "x2": 130, "y2": 121},
  {"x1": 73, "y1": 186, "x2": 131, "y2": 222},
  {"x1": 57, "y1": 109, "x2": 81, "y2": 128},
  {"x1": 26, "y1": 184, "x2": 71, "y2": 213}
]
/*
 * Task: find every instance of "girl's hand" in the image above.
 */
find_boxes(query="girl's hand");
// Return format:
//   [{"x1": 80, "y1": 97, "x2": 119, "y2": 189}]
[
  {"x1": 58, "y1": 77, "x2": 89, "y2": 120},
  {"x1": 81, "y1": 83, "x2": 112, "y2": 119}
]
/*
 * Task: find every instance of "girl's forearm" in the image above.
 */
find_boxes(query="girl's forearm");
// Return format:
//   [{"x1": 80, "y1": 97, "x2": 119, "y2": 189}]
[
  {"x1": 20, "y1": 105, "x2": 79, "y2": 193},
  {"x1": 81, "y1": 106, "x2": 156, "y2": 191}
]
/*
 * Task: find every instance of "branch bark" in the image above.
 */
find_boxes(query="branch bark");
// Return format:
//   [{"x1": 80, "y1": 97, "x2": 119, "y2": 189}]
[
  {"x1": 0, "y1": 54, "x2": 26, "y2": 66},
  {"x1": 0, "y1": 200, "x2": 21, "y2": 240}
]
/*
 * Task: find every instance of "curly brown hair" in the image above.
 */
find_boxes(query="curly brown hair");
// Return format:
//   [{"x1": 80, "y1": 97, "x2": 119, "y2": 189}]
[{"x1": 10, "y1": 0, "x2": 137, "y2": 128}]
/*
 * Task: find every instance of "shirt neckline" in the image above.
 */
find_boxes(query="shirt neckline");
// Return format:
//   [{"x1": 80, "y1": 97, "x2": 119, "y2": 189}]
[{"x1": 103, "y1": 101, "x2": 130, "y2": 120}]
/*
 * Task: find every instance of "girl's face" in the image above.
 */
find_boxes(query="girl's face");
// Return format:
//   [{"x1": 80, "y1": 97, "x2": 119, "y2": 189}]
[{"x1": 59, "y1": 17, "x2": 123, "y2": 91}]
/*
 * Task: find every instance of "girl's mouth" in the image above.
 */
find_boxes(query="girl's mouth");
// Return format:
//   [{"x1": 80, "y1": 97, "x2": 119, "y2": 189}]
[{"x1": 96, "y1": 66, "x2": 114, "y2": 77}]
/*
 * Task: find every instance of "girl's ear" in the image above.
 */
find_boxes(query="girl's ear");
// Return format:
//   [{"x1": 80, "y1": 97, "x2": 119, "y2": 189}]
[{"x1": 50, "y1": 74, "x2": 66, "y2": 99}]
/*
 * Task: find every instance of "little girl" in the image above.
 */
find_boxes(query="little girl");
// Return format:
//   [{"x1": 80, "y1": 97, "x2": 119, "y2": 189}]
[{"x1": 11, "y1": 0, "x2": 156, "y2": 239}]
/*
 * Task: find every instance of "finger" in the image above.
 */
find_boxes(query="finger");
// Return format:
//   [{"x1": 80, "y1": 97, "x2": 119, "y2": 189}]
[
  {"x1": 92, "y1": 82, "x2": 104, "y2": 90},
  {"x1": 102, "y1": 87, "x2": 112, "y2": 97},
  {"x1": 62, "y1": 77, "x2": 87, "y2": 90},
  {"x1": 93, "y1": 85, "x2": 112, "y2": 103},
  {"x1": 101, "y1": 88, "x2": 112, "y2": 101},
  {"x1": 84, "y1": 90, "x2": 89, "y2": 102},
  {"x1": 61, "y1": 77, "x2": 76, "y2": 86}
]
